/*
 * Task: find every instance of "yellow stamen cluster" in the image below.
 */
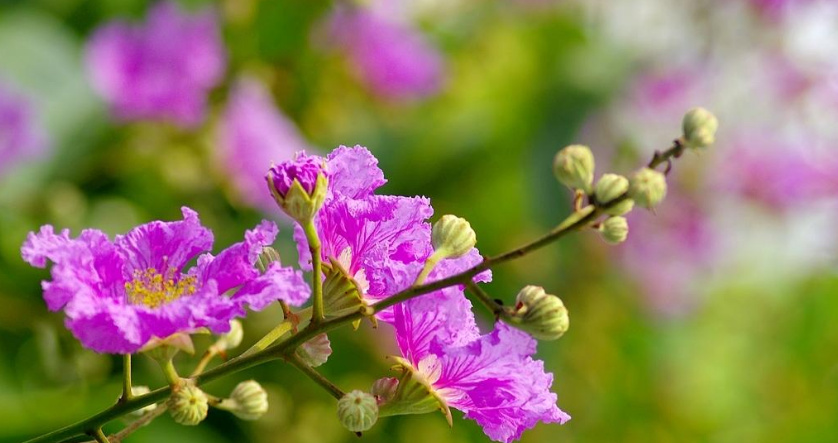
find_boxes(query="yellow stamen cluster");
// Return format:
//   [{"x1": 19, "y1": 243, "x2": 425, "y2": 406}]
[{"x1": 125, "y1": 267, "x2": 198, "y2": 308}]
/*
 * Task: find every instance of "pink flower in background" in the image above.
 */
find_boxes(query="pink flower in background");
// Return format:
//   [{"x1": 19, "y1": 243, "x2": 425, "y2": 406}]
[
  {"x1": 618, "y1": 190, "x2": 717, "y2": 316},
  {"x1": 86, "y1": 1, "x2": 226, "y2": 127},
  {"x1": 218, "y1": 78, "x2": 315, "y2": 212},
  {"x1": 0, "y1": 80, "x2": 47, "y2": 176},
  {"x1": 716, "y1": 134, "x2": 838, "y2": 210},
  {"x1": 324, "y1": 8, "x2": 445, "y2": 101}
]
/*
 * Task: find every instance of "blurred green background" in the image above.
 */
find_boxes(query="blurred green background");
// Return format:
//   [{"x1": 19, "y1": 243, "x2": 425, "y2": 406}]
[{"x1": 1, "y1": 0, "x2": 837, "y2": 442}]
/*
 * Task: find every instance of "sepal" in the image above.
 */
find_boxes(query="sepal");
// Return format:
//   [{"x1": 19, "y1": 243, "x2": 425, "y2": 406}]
[{"x1": 376, "y1": 357, "x2": 452, "y2": 426}]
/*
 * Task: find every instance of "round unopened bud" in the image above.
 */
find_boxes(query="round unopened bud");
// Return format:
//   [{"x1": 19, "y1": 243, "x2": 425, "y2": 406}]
[
  {"x1": 370, "y1": 377, "x2": 399, "y2": 405},
  {"x1": 432, "y1": 215, "x2": 476, "y2": 259},
  {"x1": 337, "y1": 390, "x2": 379, "y2": 432},
  {"x1": 167, "y1": 382, "x2": 209, "y2": 426},
  {"x1": 629, "y1": 168, "x2": 667, "y2": 209},
  {"x1": 594, "y1": 174, "x2": 629, "y2": 204},
  {"x1": 599, "y1": 216, "x2": 628, "y2": 244},
  {"x1": 226, "y1": 380, "x2": 269, "y2": 421},
  {"x1": 214, "y1": 320, "x2": 243, "y2": 352},
  {"x1": 508, "y1": 286, "x2": 569, "y2": 341},
  {"x1": 553, "y1": 145, "x2": 595, "y2": 193},
  {"x1": 682, "y1": 107, "x2": 718, "y2": 149}
]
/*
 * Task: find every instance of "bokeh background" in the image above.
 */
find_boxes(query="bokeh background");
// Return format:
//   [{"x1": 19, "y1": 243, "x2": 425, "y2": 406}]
[{"x1": 1, "y1": 0, "x2": 838, "y2": 442}]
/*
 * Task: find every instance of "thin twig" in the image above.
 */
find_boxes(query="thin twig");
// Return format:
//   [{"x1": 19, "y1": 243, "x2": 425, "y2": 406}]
[{"x1": 286, "y1": 353, "x2": 346, "y2": 400}]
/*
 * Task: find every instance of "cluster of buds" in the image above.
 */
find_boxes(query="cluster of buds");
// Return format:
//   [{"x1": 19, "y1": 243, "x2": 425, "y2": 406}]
[{"x1": 553, "y1": 108, "x2": 717, "y2": 246}]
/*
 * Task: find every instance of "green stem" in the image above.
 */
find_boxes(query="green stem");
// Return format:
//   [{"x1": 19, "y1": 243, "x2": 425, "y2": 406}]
[
  {"x1": 189, "y1": 350, "x2": 217, "y2": 378},
  {"x1": 161, "y1": 360, "x2": 181, "y2": 387},
  {"x1": 465, "y1": 281, "x2": 504, "y2": 317},
  {"x1": 413, "y1": 251, "x2": 443, "y2": 286},
  {"x1": 303, "y1": 221, "x2": 325, "y2": 325},
  {"x1": 286, "y1": 353, "x2": 345, "y2": 400},
  {"x1": 24, "y1": 141, "x2": 684, "y2": 443},
  {"x1": 241, "y1": 320, "x2": 293, "y2": 358},
  {"x1": 120, "y1": 355, "x2": 132, "y2": 403},
  {"x1": 88, "y1": 428, "x2": 109, "y2": 443}
]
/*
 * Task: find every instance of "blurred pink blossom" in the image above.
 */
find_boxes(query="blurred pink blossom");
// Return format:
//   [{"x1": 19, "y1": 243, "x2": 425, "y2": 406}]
[
  {"x1": 86, "y1": 1, "x2": 226, "y2": 127},
  {"x1": 0, "y1": 80, "x2": 47, "y2": 176},
  {"x1": 217, "y1": 78, "x2": 315, "y2": 213}
]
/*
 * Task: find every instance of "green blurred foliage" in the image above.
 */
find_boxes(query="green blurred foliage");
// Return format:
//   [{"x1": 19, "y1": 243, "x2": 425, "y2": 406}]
[{"x1": 0, "y1": 1, "x2": 834, "y2": 443}]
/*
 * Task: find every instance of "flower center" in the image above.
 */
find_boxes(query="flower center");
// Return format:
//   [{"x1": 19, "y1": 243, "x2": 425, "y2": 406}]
[{"x1": 125, "y1": 267, "x2": 198, "y2": 308}]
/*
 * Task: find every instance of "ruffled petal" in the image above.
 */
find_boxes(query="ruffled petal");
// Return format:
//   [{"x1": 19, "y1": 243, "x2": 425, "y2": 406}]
[
  {"x1": 115, "y1": 206, "x2": 213, "y2": 274},
  {"x1": 232, "y1": 263, "x2": 311, "y2": 309},
  {"x1": 392, "y1": 288, "x2": 480, "y2": 365},
  {"x1": 434, "y1": 323, "x2": 570, "y2": 443},
  {"x1": 326, "y1": 145, "x2": 387, "y2": 199},
  {"x1": 65, "y1": 299, "x2": 145, "y2": 354},
  {"x1": 197, "y1": 220, "x2": 278, "y2": 293}
]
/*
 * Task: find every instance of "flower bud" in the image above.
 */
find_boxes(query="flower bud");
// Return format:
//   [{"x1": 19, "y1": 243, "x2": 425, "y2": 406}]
[
  {"x1": 370, "y1": 377, "x2": 399, "y2": 405},
  {"x1": 213, "y1": 320, "x2": 244, "y2": 353},
  {"x1": 599, "y1": 216, "x2": 628, "y2": 244},
  {"x1": 167, "y1": 382, "x2": 209, "y2": 426},
  {"x1": 296, "y1": 334, "x2": 332, "y2": 368},
  {"x1": 222, "y1": 380, "x2": 269, "y2": 421},
  {"x1": 594, "y1": 174, "x2": 628, "y2": 204},
  {"x1": 553, "y1": 145, "x2": 595, "y2": 193},
  {"x1": 628, "y1": 168, "x2": 667, "y2": 209},
  {"x1": 505, "y1": 286, "x2": 569, "y2": 341},
  {"x1": 431, "y1": 215, "x2": 476, "y2": 260},
  {"x1": 266, "y1": 153, "x2": 328, "y2": 224},
  {"x1": 255, "y1": 247, "x2": 281, "y2": 273},
  {"x1": 338, "y1": 390, "x2": 379, "y2": 432},
  {"x1": 682, "y1": 107, "x2": 718, "y2": 149}
]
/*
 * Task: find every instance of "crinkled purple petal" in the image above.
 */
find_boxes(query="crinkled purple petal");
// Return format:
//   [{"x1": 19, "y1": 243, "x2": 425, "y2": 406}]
[
  {"x1": 197, "y1": 220, "x2": 278, "y2": 294},
  {"x1": 326, "y1": 145, "x2": 387, "y2": 199},
  {"x1": 232, "y1": 263, "x2": 311, "y2": 310},
  {"x1": 433, "y1": 323, "x2": 570, "y2": 443},
  {"x1": 267, "y1": 152, "x2": 325, "y2": 195},
  {"x1": 115, "y1": 207, "x2": 213, "y2": 275}
]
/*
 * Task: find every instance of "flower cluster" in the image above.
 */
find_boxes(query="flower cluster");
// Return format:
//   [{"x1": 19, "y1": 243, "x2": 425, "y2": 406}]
[
  {"x1": 21, "y1": 207, "x2": 308, "y2": 353},
  {"x1": 85, "y1": 1, "x2": 226, "y2": 127}
]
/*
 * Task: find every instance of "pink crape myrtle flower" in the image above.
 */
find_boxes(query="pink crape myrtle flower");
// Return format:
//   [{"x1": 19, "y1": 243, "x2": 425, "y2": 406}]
[
  {"x1": 21, "y1": 207, "x2": 309, "y2": 354},
  {"x1": 391, "y1": 280, "x2": 571, "y2": 442},
  {"x1": 292, "y1": 146, "x2": 489, "y2": 319},
  {"x1": 86, "y1": 1, "x2": 226, "y2": 127},
  {"x1": 324, "y1": 8, "x2": 445, "y2": 101}
]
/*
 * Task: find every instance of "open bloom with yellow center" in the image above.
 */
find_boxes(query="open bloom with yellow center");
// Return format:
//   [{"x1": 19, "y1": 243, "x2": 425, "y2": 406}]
[{"x1": 21, "y1": 207, "x2": 309, "y2": 354}]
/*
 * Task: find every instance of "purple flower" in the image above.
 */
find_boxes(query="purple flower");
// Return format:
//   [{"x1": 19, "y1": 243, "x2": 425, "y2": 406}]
[
  {"x1": 293, "y1": 146, "x2": 488, "y2": 317},
  {"x1": 716, "y1": 134, "x2": 838, "y2": 210},
  {"x1": 0, "y1": 80, "x2": 47, "y2": 176},
  {"x1": 217, "y1": 78, "x2": 314, "y2": 212},
  {"x1": 391, "y1": 285, "x2": 570, "y2": 442},
  {"x1": 267, "y1": 153, "x2": 326, "y2": 196},
  {"x1": 85, "y1": 1, "x2": 226, "y2": 127},
  {"x1": 323, "y1": 9, "x2": 445, "y2": 101},
  {"x1": 21, "y1": 207, "x2": 309, "y2": 354}
]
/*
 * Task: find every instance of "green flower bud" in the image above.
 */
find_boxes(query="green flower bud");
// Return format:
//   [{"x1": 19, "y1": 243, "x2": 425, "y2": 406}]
[
  {"x1": 338, "y1": 390, "x2": 379, "y2": 432},
  {"x1": 682, "y1": 107, "x2": 718, "y2": 149},
  {"x1": 505, "y1": 286, "x2": 569, "y2": 341},
  {"x1": 604, "y1": 199, "x2": 634, "y2": 216},
  {"x1": 255, "y1": 247, "x2": 281, "y2": 273},
  {"x1": 222, "y1": 380, "x2": 269, "y2": 421},
  {"x1": 296, "y1": 334, "x2": 332, "y2": 368},
  {"x1": 629, "y1": 168, "x2": 667, "y2": 209},
  {"x1": 594, "y1": 174, "x2": 629, "y2": 204},
  {"x1": 599, "y1": 216, "x2": 629, "y2": 245},
  {"x1": 553, "y1": 145, "x2": 595, "y2": 193},
  {"x1": 432, "y1": 215, "x2": 476, "y2": 260},
  {"x1": 213, "y1": 320, "x2": 243, "y2": 353},
  {"x1": 167, "y1": 382, "x2": 209, "y2": 426}
]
